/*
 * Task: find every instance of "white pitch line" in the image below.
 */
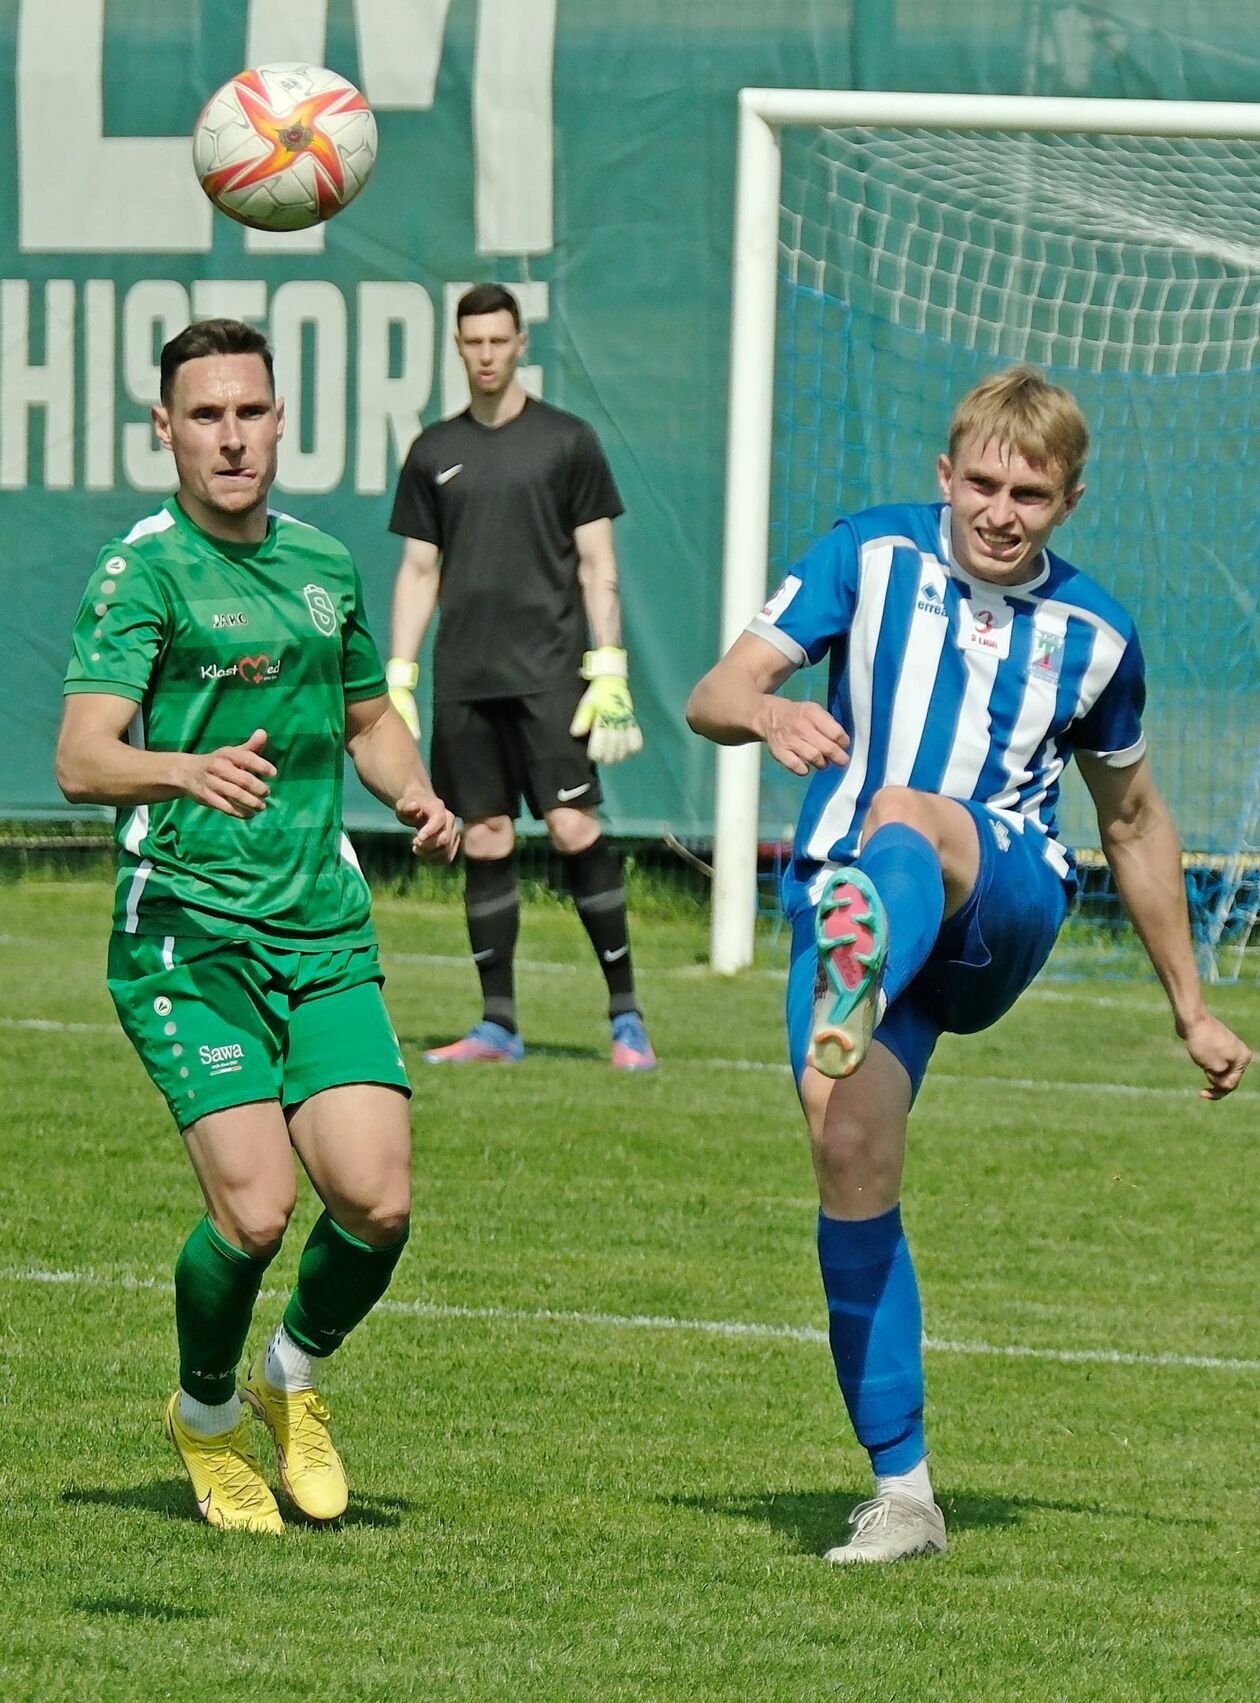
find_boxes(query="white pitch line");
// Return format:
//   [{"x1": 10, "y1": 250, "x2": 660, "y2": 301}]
[
  {"x1": 0, "y1": 1265, "x2": 1255, "y2": 1375},
  {"x1": 385, "y1": 951, "x2": 1182, "y2": 1008},
  {"x1": 1, "y1": 1016, "x2": 116, "y2": 1033},
  {"x1": 0, "y1": 1015, "x2": 1249, "y2": 1100}
]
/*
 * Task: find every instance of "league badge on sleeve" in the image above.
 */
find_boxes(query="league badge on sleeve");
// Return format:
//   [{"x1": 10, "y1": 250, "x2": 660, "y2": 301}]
[{"x1": 303, "y1": 584, "x2": 338, "y2": 636}]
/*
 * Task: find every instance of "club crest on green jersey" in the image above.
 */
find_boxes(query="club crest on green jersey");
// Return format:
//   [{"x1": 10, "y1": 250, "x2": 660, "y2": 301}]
[{"x1": 303, "y1": 583, "x2": 338, "y2": 635}]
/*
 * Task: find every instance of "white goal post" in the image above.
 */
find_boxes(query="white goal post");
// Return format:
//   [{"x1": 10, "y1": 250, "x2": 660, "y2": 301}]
[{"x1": 712, "y1": 88, "x2": 1260, "y2": 974}]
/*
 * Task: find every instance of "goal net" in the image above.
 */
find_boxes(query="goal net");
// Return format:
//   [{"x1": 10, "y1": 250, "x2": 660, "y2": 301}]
[{"x1": 713, "y1": 91, "x2": 1260, "y2": 979}]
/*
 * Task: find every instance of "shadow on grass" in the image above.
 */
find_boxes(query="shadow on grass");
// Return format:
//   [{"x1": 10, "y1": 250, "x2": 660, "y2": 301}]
[
  {"x1": 63, "y1": 1479, "x2": 195, "y2": 1522},
  {"x1": 61, "y1": 1481, "x2": 414, "y2": 1530},
  {"x1": 671, "y1": 1485, "x2": 1209, "y2": 1553},
  {"x1": 72, "y1": 1594, "x2": 207, "y2": 1622},
  {"x1": 709, "y1": 1488, "x2": 1024, "y2": 1553},
  {"x1": 327, "y1": 1491, "x2": 413, "y2": 1530}
]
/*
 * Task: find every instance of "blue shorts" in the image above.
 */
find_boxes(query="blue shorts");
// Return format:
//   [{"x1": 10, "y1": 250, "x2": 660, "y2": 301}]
[{"x1": 786, "y1": 805, "x2": 1068, "y2": 1099}]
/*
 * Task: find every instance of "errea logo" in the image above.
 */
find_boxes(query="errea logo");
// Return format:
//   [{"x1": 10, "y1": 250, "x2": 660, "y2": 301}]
[{"x1": 916, "y1": 572, "x2": 947, "y2": 617}]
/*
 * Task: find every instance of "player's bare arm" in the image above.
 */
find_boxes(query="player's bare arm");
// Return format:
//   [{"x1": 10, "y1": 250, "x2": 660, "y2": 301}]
[
  {"x1": 389, "y1": 537, "x2": 442, "y2": 663},
  {"x1": 686, "y1": 631, "x2": 850, "y2": 776},
  {"x1": 386, "y1": 537, "x2": 441, "y2": 740},
  {"x1": 1080, "y1": 751, "x2": 1251, "y2": 1099},
  {"x1": 56, "y1": 692, "x2": 275, "y2": 818},
  {"x1": 574, "y1": 516, "x2": 623, "y2": 648},
  {"x1": 344, "y1": 691, "x2": 459, "y2": 862}
]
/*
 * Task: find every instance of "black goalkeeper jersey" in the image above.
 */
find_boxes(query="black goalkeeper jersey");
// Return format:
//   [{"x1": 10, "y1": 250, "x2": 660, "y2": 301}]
[{"x1": 388, "y1": 398, "x2": 624, "y2": 702}]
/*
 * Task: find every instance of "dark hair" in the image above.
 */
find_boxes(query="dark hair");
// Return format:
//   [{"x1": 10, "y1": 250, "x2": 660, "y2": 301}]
[
  {"x1": 455, "y1": 283, "x2": 522, "y2": 330},
  {"x1": 159, "y1": 318, "x2": 275, "y2": 405}
]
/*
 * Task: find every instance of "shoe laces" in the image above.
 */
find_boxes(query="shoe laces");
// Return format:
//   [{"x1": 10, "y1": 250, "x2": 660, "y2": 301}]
[
  {"x1": 847, "y1": 1496, "x2": 892, "y2": 1537},
  {"x1": 208, "y1": 1424, "x2": 273, "y2": 1510},
  {"x1": 612, "y1": 1013, "x2": 649, "y2": 1049},
  {"x1": 469, "y1": 1020, "x2": 516, "y2": 1050},
  {"x1": 286, "y1": 1391, "x2": 336, "y2": 1469}
]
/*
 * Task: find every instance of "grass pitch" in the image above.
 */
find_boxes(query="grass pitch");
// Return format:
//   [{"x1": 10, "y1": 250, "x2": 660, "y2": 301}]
[{"x1": 1, "y1": 877, "x2": 1257, "y2": 1701}]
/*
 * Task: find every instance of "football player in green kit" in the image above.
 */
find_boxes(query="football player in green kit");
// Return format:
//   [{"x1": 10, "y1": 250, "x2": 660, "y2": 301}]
[{"x1": 56, "y1": 319, "x2": 459, "y2": 1534}]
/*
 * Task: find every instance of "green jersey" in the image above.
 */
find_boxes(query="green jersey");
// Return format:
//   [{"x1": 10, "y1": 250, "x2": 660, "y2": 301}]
[{"x1": 64, "y1": 498, "x2": 388, "y2": 948}]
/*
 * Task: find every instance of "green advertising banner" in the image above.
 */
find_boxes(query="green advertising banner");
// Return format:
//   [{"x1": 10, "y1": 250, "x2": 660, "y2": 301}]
[{"x1": 2, "y1": 1, "x2": 1255, "y2": 840}]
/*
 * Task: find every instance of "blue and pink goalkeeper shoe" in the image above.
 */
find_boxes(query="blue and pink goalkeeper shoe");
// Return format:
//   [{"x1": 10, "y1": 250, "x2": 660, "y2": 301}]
[
  {"x1": 424, "y1": 1020, "x2": 524, "y2": 1064},
  {"x1": 610, "y1": 1011, "x2": 657, "y2": 1071}
]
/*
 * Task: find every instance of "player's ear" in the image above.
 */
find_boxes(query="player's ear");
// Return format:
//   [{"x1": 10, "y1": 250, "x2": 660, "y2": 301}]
[
  {"x1": 936, "y1": 452, "x2": 953, "y2": 499},
  {"x1": 152, "y1": 404, "x2": 172, "y2": 451},
  {"x1": 274, "y1": 396, "x2": 286, "y2": 441},
  {"x1": 1061, "y1": 481, "x2": 1085, "y2": 518}
]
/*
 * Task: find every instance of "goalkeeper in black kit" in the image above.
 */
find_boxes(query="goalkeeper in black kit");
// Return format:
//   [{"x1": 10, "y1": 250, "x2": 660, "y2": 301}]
[{"x1": 387, "y1": 283, "x2": 656, "y2": 1069}]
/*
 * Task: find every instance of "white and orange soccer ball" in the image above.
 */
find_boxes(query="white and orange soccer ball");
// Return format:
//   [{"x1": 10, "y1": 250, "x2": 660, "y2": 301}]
[{"x1": 193, "y1": 63, "x2": 377, "y2": 232}]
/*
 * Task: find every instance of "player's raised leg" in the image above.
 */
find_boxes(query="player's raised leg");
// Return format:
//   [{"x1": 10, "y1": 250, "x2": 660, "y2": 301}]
[
  {"x1": 809, "y1": 789, "x2": 977, "y2": 1078},
  {"x1": 169, "y1": 1100, "x2": 297, "y2": 1534},
  {"x1": 246, "y1": 1082, "x2": 412, "y2": 1521}
]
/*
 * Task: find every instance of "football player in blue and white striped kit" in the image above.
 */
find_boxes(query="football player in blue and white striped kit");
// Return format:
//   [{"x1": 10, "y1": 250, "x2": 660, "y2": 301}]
[{"x1": 687, "y1": 365, "x2": 1250, "y2": 1564}]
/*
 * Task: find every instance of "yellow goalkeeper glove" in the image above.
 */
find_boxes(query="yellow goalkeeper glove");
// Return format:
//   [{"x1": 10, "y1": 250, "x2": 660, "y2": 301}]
[
  {"x1": 386, "y1": 657, "x2": 421, "y2": 742},
  {"x1": 569, "y1": 646, "x2": 644, "y2": 765}
]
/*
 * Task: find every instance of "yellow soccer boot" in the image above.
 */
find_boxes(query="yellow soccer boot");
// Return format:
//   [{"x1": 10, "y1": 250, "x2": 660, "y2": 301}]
[
  {"x1": 243, "y1": 1356, "x2": 349, "y2": 1521},
  {"x1": 165, "y1": 1394, "x2": 284, "y2": 1534}
]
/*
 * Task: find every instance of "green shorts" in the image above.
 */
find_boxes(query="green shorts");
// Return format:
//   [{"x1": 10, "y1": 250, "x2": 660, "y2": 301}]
[{"x1": 107, "y1": 934, "x2": 411, "y2": 1131}]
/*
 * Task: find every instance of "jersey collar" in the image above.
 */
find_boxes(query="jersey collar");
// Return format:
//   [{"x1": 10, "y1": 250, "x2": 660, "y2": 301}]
[{"x1": 168, "y1": 495, "x2": 277, "y2": 561}]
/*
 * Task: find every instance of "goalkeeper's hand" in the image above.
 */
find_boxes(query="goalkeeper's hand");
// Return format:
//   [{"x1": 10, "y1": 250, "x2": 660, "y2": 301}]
[
  {"x1": 568, "y1": 646, "x2": 644, "y2": 765},
  {"x1": 386, "y1": 657, "x2": 421, "y2": 742}
]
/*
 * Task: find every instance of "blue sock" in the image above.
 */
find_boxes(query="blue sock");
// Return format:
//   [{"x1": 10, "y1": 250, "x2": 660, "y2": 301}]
[
  {"x1": 817, "y1": 1206, "x2": 926, "y2": 1476},
  {"x1": 856, "y1": 824, "x2": 945, "y2": 1005}
]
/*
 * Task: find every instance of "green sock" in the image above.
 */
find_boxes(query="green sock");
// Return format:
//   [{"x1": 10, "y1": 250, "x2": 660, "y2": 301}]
[
  {"x1": 282, "y1": 1211, "x2": 410, "y2": 1358},
  {"x1": 174, "y1": 1216, "x2": 272, "y2": 1405}
]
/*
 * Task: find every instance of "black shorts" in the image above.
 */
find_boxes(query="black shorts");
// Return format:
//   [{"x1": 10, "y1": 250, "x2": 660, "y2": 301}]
[{"x1": 430, "y1": 689, "x2": 603, "y2": 822}]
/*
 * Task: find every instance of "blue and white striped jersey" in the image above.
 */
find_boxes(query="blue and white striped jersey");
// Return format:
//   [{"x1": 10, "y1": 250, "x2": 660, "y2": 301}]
[{"x1": 748, "y1": 502, "x2": 1146, "y2": 915}]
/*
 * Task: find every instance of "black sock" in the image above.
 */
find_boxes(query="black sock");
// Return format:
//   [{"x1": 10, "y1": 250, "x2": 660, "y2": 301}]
[
  {"x1": 465, "y1": 852, "x2": 519, "y2": 1033},
  {"x1": 560, "y1": 838, "x2": 639, "y2": 1019}
]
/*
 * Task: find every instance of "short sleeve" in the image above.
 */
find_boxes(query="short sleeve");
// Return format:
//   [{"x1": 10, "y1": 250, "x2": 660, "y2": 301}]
[
  {"x1": 745, "y1": 521, "x2": 862, "y2": 668},
  {"x1": 388, "y1": 438, "x2": 440, "y2": 544},
  {"x1": 567, "y1": 422, "x2": 624, "y2": 527},
  {"x1": 1072, "y1": 624, "x2": 1147, "y2": 766},
  {"x1": 63, "y1": 546, "x2": 166, "y2": 702},
  {"x1": 342, "y1": 568, "x2": 389, "y2": 703}
]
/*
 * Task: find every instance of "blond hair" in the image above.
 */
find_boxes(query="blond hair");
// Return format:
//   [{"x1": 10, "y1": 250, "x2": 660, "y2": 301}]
[{"x1": 948, "y1": 365, "x2": 1089, "y2": 492}]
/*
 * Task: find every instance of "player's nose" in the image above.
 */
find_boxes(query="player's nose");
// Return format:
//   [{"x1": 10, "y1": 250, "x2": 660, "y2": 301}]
[{"x1": 986, "y1": 488, "x2": 1016, "y2": 527}]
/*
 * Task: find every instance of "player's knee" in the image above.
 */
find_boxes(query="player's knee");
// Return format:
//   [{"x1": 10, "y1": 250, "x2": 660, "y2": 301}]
[
  {"x1": 810, "y1": 1114, "x2": 897, "y2": 1198},
  {"x1": 864, "y1": 785, "x2": 929, "y2": 835},
  {"x1": 465, "y1": 817, "x2": 515, "y2": 860},
  {"x1": 546, "y1": 809, "x2": 600, "y2": 855},
  {"x1": 343, "y1": 1198, "x2": 411, "y2": 1249},
  {"x1": 222, "y1": 1197, "x2": 294, "y2": 1260}
]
